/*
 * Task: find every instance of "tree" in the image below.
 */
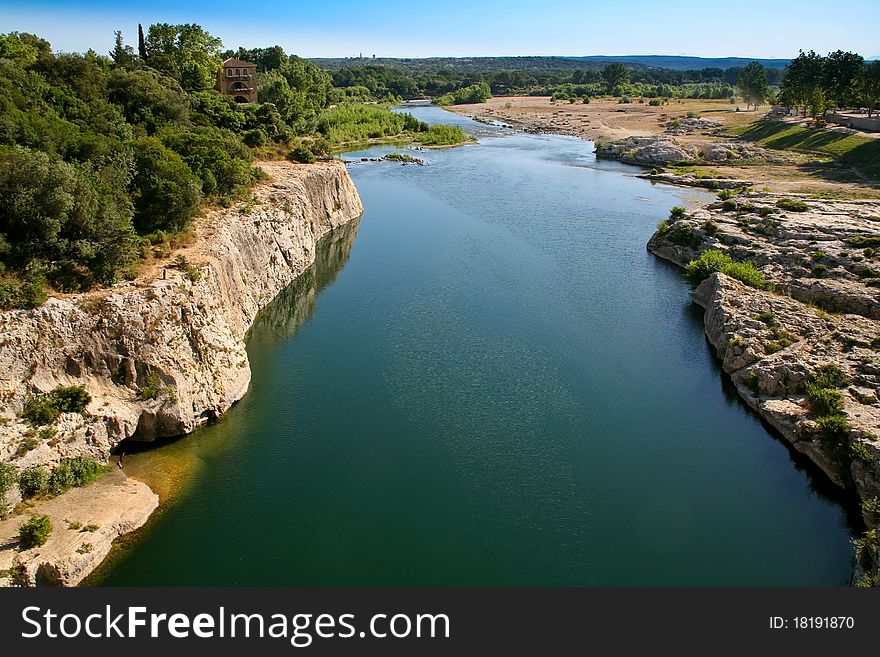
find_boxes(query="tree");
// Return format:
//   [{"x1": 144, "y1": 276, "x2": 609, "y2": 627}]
[
  {"x1": 737, "y1": 61, "x2": 769, "y2": 110},
  {"x1": 601, "y1": 63, "x2": 630, "y2": 93},
  {"x1": 129, "y1": 138, "x2": 202, "y2": 233},
  {"x1": 137, "y1": 23, "x2": 147, "y2": 60},
  {"x1": 780, "y1": 50, "x2": 826, "y2": 118},
  {"x1": 110, "y1": 31, "x2": 133, "y2": 67},
  {"x1": 0, "y1": 32, "x2": 51, "y2": 66},
  {"x1": 860, "y1": 60, "x2": 880, "y2": 117},
  {"x1": 144, "y1": 23, "x2": 223, "y2": 91},
  {"x1": 823, "y1": 50, "x2": 864, "y2": 110}
]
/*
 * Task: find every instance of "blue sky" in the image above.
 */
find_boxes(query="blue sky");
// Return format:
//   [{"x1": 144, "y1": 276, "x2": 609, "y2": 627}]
[{"x1": 1, "y1": 0, "x2": 877, "y2": 59}]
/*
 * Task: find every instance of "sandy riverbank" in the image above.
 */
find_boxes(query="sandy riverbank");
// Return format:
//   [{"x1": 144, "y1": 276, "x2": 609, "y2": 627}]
[{"x1": 448, "y1": 97, "x2": 880, "y2": 198}]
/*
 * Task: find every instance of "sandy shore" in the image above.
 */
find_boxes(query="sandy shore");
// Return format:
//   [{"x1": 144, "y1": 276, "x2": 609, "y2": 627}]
[{"x1": 448, "y1": 97, "x2": 880, "y2": 198}]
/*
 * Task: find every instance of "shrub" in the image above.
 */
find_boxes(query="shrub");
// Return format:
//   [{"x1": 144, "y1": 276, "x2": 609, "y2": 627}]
[
  {"x1": 684, "y1": 250, "x2": 767, "y2": 289},
  {"x1": 846, "y1": 235, "x2": 880, "y2": 248},
  {"x1": 805, "y1": 383, "x2": 845, "y2": 416},
  {"x1": 668, "y1": 223, "x2": 702, "y2": 249},
  {"x1": 701, "y1": 220, "x2": 719, "y2": 236},
  {"x1": 0, "y1": 463, "x2": 16, "y2": 497},
  {"x1": 811, "y1": 364, "x2": 847, "y2": 389},
  {"x1": 19, "y1": 514, "x2": 52, "y2": 549},
  {"x1": 19, "y1": 385, "x2": 91, "y2": 426},
  {"x1": 723, "y1": 261, "x2": 767, "y2": 289},
  {"x1": 776, "y1": 198, "x2": 809, "y2": 212},
  {"x1": 669, "y1": 206, "x2": 687, "y2": 221},
  {"x1": 287, "y1": 146, "x2": 316, "y2": 164},
  {"x1": 18, "y1": 466, "x2": 50, "y2": 498},
  {"x1": 811, "y1": 264, "x2": 828, "y2": 277},
  {"x1": 655, "y1": 220, "x2": 670, "y2": 235},
  {"x1": 47, "y1": 457, "x2": 103, "y2": 496},
  {"x1": 685, "y1": 250, "x2": 732, "y2": 285},
  {"x1": 582, "y1": 96, "x2": 591, "y2": 104},
  {"x1": 722, "y1": 199, "x2": 738, "y2": 211}
]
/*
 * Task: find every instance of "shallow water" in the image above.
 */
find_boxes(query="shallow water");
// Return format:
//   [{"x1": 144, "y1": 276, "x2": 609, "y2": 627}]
[{"x1": 92, "y1": 106, "x2": 856, "y2": 586}]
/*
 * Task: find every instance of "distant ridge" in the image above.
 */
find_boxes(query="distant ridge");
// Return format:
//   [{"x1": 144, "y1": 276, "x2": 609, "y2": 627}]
[
  {"x1": 569, "y1": 55, "x2": 792, "y2": 70},
  {"x1": 310, "y1": 54, "x2": 794, "y2": 72}
]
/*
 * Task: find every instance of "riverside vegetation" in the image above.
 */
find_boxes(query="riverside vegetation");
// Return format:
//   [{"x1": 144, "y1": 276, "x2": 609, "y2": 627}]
[{"x1": 0, "y1": 26, "x2": 468, "y2": 311}]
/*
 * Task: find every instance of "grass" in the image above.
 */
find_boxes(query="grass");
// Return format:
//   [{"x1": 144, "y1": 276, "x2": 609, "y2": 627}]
[{"x1": 732, "y1": 119, "x2": 880, "y2": 181}]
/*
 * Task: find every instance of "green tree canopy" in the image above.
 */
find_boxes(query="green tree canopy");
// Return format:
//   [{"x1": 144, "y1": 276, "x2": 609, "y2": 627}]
[
  {"x1": 860, "y1": 60, "x2": 880, "y2": 117},
  {"x1": 737, "y1": 61, "x2": 769, "y2": 110},
  {"x1": 601, "y1": 63, "x2": 630, "y2": 92},
  {"x1": 144, "y1": 23, "x2": 223, "y2": 91}
]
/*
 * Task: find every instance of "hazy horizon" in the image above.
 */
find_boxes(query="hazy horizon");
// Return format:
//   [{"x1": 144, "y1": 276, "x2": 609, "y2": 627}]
[{"x1": 2, "y1": 0, "x2": 877, "y2": 61}]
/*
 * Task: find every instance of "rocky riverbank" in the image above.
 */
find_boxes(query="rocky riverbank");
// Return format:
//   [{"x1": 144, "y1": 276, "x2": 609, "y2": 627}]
[
  {"x1": 647, "y1": 193, "x2": 880, "y2": 585},
  {"x1": 0, "y1": 160, "x2": 363, "y2": 585}
]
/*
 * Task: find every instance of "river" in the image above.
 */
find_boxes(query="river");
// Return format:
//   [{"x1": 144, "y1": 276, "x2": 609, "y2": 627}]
[{"x1": 90, "y1": 105, "x2": 857, "y2": 586}]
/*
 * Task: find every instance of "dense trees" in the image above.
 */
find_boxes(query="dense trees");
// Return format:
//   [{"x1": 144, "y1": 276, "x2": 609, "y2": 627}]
[
  {"x1": 737, "y1": 61, "x2": 770, "y2": 110},
  {"x1": 0, "y1": 26, "x2": 266, "y2": 303},
  {"x1": 779, "y1": 50, "x2": 873, "y2": 120}
]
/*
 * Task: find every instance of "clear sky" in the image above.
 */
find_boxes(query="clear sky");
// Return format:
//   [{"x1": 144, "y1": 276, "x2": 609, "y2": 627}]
[{"x1": 1, "y1": 0, "x2": 877, "y2": 59}]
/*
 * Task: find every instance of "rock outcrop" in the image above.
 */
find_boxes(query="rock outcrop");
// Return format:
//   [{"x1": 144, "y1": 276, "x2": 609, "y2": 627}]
[
  {"x1": 0, "y1": 471, "x2": 158, "y2": 587},
  {"x1": 647, "y1": 193, "x2": 880, "y2": 585},
  {"x1": 596, "y1": 135, "x2": 793, "y2": 167},
  {"x1": 0, "y1": 160, "x2": 363, "y2": 471}
]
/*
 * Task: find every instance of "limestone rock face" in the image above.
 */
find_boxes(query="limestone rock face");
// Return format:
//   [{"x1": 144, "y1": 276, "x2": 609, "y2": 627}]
[
  {"x1": 648, "y1": 193, "x2": 880, "y2": 584},
  {"x1": 0, "y1": 161, "x2": 363, "y2": 468}
]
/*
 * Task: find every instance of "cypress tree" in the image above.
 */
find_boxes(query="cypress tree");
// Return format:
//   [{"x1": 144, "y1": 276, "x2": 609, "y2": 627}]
[{"x1": 138, "y1": 23, "x2": 147, "y2": 60}]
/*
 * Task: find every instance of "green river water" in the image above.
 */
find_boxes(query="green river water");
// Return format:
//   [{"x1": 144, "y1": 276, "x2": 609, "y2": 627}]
[{"x1": 91, "y1": 106, "x2": 857, "y2": 586}]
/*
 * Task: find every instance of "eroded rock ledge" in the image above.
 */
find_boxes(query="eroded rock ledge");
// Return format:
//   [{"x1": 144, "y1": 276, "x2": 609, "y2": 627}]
[{"x1": 647, "y1": 193, "x2": 880, "y2": 584}]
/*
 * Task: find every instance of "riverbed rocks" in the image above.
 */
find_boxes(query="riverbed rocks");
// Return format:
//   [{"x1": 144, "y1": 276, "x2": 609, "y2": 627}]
[
  {"x1": 596, "y1": 135, "x2": 698, "y2": 165},
  {"x1": 647, "y1": 193, "x2": 880, "y2": 584}
]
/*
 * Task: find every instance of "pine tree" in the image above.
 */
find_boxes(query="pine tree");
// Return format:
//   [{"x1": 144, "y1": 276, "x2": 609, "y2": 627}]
[{"x1": 110, "y1": 31, "x2": 131, "y2": 66}]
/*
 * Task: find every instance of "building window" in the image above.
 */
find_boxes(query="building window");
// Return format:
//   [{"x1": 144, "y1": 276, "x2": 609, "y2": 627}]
[
  {"x1": 235, "y1": 68, "x2": 241, "y2": 76},
  {"x1": 226, "y1": 68, "x2": 232, "y2": 78}
]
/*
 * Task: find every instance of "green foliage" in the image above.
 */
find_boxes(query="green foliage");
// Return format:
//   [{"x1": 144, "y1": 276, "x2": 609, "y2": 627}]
[
  {"x1": 19, "y1": 385, "x2": 91, "y2": 426},
  {"x1": 845, "y1": 235, "x2": 880, "y2": 248},
  {"x1": 144, "y1": 23, "x2": 223, "y2": 92},
  {"x1": 684, "y1": 249, "x2": 767, "y2": 289},
  {"x1": 47, "y1": 457, "x2": 104, "y2": 496},
  {"x1": 667, "y1": 223, "x2": 702, "y2": 249},
  {"x1": 434, "y1": 82, "x2": 491, "y2": 106},
  {"x1": 811, "y1": 363, "x2": 848, "y2": 389},
  {"x1": 18, "y1": 466, "x2": 49, "y2": 498},
  {"x1": 776, "y1": 198, "x2": 809, "y2": 212},
  {"x1": 737, "y1": 61, "x2": 769, "y2": 109},
  {"x1": 805, "y1": 383, "x2": 845, "y2": 416},
  {"x1": 722, "y1": 261, "x2": 768, "y2": 289},
  {"x1": 138, "y1": 367, "x2": 176, "y2": 402},
  {"x1": 287, "y1": 146, "x2": 316, "y2": 164},
  {"x1": 129, "y1": 138, "x2": 202, "y2": 233},
  {"x1": 0, "y1": 463, "x2": 17, "y2": 498},
  {"x1": 701, "y1": 220, "x2": 719, "y2": 236},
  {"x1": 0, "y1": 274, "x2": 48, "y2": 310},
  {"x1": 417, "y1": 124, "x2": 469, "y2": 146},
  {"x1": 19, "y1": 514, "x2": 52, "y2": 549},
  {"x1": 669, "y1": 206, "x2": 687, "y2": 221},
  {"x1": 601, "y1": 63, "x2": 630, "y2": 92}
]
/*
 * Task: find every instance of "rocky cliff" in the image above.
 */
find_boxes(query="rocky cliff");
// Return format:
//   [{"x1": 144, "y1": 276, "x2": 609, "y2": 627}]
[
  {"x1": 647, "y1": 193, "x2": 880, "y2": 585},
  {"x1": 0, "y1": 160, "x2": 363, "y2": 471}
]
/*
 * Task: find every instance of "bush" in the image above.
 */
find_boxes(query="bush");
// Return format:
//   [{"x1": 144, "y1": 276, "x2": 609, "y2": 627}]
[
  {"x1": 669, "y1": 206, "x2": 687, "y2": 221},
  {"x1": 684, "y1": 250, "x2": 767, "y2": 289},
  {"x1": 668, "y1": 223, "x2": 702, "y2": 248},
  {"x1": 723, "y1": 261, "x2": 768, "y2": 289},
  {"x1": 582, "y1": 96, "x2": 591, "y2": 104},
  {"x1": 685, "y1": 250, "x2": 732, "y2": 285},
  {"x1": 701, "y1": 220, "x2": 719, "y2": 236},
  {"x1": 776, "y1": 198, "x2": 809, "y2": 212},
  {"x1": 811, "y1": 364, "x2": 847, "y2": 389},
  {"x1": 47, "y1": 457, "x2": 103, "y2": 496},
  {"x1": 19, "y1": 514, "x2": 52, "y2": 549},
  {"x1": 18, "y1": 466, "x2": 50, "y2": 499},
  {"x1": 805, "y1": 383, "x2": 845, "y2": 416},
  {"x1": 846, "y1": 235, "x2": 880, "y2": 248},
  {"x1": 287, "y1": 146, "x2": 316, "y2": 164},
  {"x1": 19, "y1": 385, "x2": 91, "y2": 426}
]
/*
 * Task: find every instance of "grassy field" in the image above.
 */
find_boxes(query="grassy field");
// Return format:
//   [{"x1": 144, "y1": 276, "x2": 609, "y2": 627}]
[{"x1": 731, "y1": 120, "x2": 880, "y2": 182}]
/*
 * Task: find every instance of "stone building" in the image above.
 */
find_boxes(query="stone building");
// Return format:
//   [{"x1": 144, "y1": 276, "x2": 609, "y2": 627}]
[{"x1": 216, "y1": 57, "x2": 257, "y2": 103}]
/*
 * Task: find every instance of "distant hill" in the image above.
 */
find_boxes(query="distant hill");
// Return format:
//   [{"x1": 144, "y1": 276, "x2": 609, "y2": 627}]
[
  {"x1": 310, "y1": 55, "x2": 794, "y2": 73},
  {"x1": 569, "y1": 55, "x2": 792, "y2": 70}
]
